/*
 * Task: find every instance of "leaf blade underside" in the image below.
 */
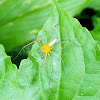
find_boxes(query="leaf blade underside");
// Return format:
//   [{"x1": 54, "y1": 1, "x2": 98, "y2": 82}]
[{"x1": 0, "y1": 0, "x2": 100, "y2": 100}]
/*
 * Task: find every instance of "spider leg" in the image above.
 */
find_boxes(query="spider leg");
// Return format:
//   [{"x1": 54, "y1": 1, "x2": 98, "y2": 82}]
[
  {"x1": 47, "y1": 24, "x2": 58, "y2": 44},
  {"x1": 50, "y1": 51, "x2": 64, "y2": 71},
  {"x1": 48, "y1": 53, "x2": 53, "y2": 88},
  {"x1": 34, "y1": 54, "x2": 47, "y2": 80},
  {"x1": 13, "y1": 39, "x2": 42, "y2": 60},
  {"x1": 28, "y1": 45, "x2": 30, "y2": 51},
  {"x1": 37, "y1": 36, "x2": 45, "y2": 54},
  {"x1": 36, "y1": 36, "x2": 44, "y2": 45},
  {"x1": 51, "y1": 40, "x2": 81, "y2": 49}
]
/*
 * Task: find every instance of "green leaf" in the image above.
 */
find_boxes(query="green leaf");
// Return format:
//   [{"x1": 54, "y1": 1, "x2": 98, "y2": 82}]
[
  {"x1": 0, "y1": 0, "x2": 100, "y2": 99},
  {"x1": 91, "y1": 18, "x2": 100, "y2": 45},
  {"x1": 0, "y1": 44, "x2": 17, "y2": 100},
  {"x1": 88, "y1": 0, "x2": 100, "y2": 11},
  {"x1": 0, "y1": 0, "x2": 90, "y2": 51}
]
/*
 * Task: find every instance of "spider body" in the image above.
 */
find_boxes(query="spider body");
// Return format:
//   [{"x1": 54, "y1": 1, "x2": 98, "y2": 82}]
[
  {"x1": 41, "y1": 44, "x2": 50, "y2": 54},
  {"x1": 41, "y1": 38, "x2": 58, "y2": 54},
  {"x1": 14, "y1": 24, "x2": 80, "y2": 82}
]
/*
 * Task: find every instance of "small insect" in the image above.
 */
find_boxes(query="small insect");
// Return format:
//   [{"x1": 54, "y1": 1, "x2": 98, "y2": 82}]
[{"x1": 14, "y1": 24, "x2": 80, "y2": 83}]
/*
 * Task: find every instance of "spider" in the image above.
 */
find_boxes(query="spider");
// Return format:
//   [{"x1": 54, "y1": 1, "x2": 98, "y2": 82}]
[{"x1": 14, "y1": 24, "x2": 79, "y2": 81}]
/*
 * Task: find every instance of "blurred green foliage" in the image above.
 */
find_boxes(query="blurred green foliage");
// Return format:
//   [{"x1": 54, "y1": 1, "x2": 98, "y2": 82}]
[
  {"x1": 0, "y1": 0, "x2": 90, "y2": 52},
  {"x1": 88, "y1": 0, "x2": 100, "y2": 11},
  {"x1": 91, "y1": 18, "x2": 100, "y2": 44}
]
